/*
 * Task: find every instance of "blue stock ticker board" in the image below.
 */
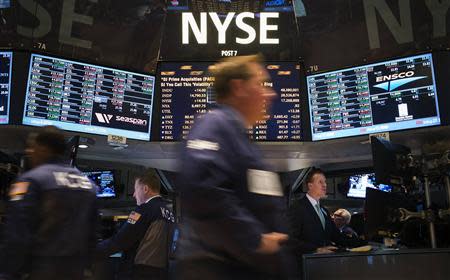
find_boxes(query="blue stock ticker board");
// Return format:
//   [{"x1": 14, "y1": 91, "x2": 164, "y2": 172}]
[
  {"x1": 307, "y1": 53, "x2": 440, "y2": 141},
  {"x1": 159, "y1": 62, "x2": 302, "y2": 141},
  {"x1": 0, "y1": 52, "x2": 12, "y2": 124},
  {"x1": 23, "y1": 54, "x2": 155, "y2": 140}
]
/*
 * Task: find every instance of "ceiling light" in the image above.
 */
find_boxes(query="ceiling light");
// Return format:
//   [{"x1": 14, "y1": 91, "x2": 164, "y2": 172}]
[{"x1": 78, "y1": 144, "x2": 89, "y2": 149}]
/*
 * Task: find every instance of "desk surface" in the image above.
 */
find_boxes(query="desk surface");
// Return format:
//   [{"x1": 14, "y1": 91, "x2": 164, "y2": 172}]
[
  {"x1": 303, "y1": 247, "x2": 450, "y2": 259},
  {"x1": 302, "y1": 248, "x2": 450, "y2": 280}
]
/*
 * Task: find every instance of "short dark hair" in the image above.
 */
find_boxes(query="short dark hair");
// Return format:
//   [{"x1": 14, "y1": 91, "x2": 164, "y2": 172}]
[
  {"x1": 32, "y1": 126, "x2": 66, "y2": 156},
  {"x1": 305, "y1": 167, "x2": 325, "y2": 185},
  {"x1": 135, "y1": 169, "x2": 161, "y2": 193},
  {"x1": 211, "y1": 54, "x2": 264, "y2": 101}
]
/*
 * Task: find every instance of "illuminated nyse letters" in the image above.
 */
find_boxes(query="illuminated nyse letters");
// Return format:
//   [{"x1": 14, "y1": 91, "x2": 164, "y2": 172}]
[{"x1": 182, "y1": 12, "x2": 279, "y2": 45}]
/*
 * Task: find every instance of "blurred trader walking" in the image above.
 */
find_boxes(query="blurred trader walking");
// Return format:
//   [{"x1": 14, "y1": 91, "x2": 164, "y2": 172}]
[
  {"x1": 177, "y1": 55, "x2": 297, "y2": 279},
  {"x1": 0, "y1": 126, "x2": 97, "y2": 280}
]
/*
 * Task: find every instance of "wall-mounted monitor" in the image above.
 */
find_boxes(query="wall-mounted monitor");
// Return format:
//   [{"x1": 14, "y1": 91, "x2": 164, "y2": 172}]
[
  {"x1": 0, "y1": 51, "x2": 12, "y2": 124},
  {"x1": 347, "y1": 172, "x2": 392, "y2": 199},
  {"x1": 158, "y1": 61, "x2": 302, "y2": 141},
  {"x1": 307, "y1": 53, "x2": 440, "y2": 141},
  {"x1": 22, "y1": 54, "x2": 155, "y2": 140},
  {"x1": 83, "y1": 170, "x2": 116, "y2": 198}
]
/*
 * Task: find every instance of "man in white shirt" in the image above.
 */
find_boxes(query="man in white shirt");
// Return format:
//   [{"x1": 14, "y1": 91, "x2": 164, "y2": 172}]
[{"x1": 289, "y1": 168, "x2": 347, "y2": 256}]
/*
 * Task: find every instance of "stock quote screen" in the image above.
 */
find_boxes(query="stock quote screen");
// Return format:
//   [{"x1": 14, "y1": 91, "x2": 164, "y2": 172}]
[
  {"x1": 307, "y1": 53, "x2": 440, "y2": 141},
  {"x1": 23, "y1": 54, "x2": 155, "y2": 140},
  {"x1": 0, "y1": 52, "x2": 12, "y2": 124},
  {"x1": 159, "y1": 62, "x2": 301, "y2": 141}
]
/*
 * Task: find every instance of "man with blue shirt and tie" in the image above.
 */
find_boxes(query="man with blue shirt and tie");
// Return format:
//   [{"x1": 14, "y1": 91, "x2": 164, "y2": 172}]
[{"x1": 288, "y1": 168, "x2": 348, "y2": 257}]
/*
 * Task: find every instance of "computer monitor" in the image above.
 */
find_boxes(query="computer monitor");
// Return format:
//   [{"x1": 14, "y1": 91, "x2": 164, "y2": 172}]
[
  {"x1": 22, "y1": 53, "x2": 155, "y2": 140},
  {"x1": 83, "y1": 170, "x2": 116, "y2": 198},
  {"x1": 365, "y1": 188, "x2": 416, "y2": 240},
  {"x1": 347, "y1": 172, "x2": 392, "y2": 198},
  {"x1": 158, "y1": 61, "x2": 302, "y2": 141},
  {"x1": 307, "y1": 53, "x2": 441, "y2": 141},
  {"x1": 0, "y1": 51, "x2": 12, "y2": 124},
  {"x1": 371, "y1": 136, "x2": 412, "y2": 186}
]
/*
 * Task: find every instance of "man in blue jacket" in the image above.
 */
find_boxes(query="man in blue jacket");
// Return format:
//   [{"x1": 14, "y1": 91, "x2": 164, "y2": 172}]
[
  {"x1": 177, "y1": 55, "x2": 296, "y2": 279},
  {"x1": 0, "y1": 126, "x2": 97, "y2": 280},
  {"x1": 96, "y1": 170, "x2": 175, "y2": 280}
]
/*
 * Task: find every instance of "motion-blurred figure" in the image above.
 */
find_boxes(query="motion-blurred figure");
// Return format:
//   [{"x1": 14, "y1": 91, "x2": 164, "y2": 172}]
[
  {"x1": 177, "y1": 55, "x2": 296, "y2": 279},
  {"x1": 0, "y1": 126, "x2": 97, "y2": 280}
]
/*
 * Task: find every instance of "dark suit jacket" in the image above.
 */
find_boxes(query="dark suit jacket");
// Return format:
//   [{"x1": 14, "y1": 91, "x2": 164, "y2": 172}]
[{"x1": 288, "y1": 195, "x2": 346, "y2": 255}]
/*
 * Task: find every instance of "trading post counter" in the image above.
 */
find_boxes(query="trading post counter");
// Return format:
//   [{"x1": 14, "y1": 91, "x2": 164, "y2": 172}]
[{"x1": 302, "y1": 248, "x2": 450, "y2": 280}]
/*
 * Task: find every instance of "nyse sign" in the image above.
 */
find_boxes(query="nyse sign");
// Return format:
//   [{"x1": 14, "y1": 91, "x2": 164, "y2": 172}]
[{"x1": 182, "y1": 12, "x2": 280, "y2": 45}]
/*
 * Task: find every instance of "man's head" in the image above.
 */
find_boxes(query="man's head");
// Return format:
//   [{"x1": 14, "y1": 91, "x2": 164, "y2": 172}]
[
  {"x1": 26, "y1": 126, "x2": 66, "y2": 168},
  {"x1": 212, "y1": 54, "x2": 276, "y2": 126},
  {"x1": 332, "y1": 208, "x2": 352, "y2": 229},
  {"x1": 133, "y1": 170, "x2": 161, "y2": 206},
  {"x1": 305, "y1": 168, "x2": 327, "y2": 201}
]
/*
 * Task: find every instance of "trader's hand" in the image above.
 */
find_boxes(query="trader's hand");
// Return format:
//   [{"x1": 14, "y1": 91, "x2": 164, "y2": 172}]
[
  {"x1": 256, "y1": 232, "x2": 289, "y2": 254},
  {"x1": 315, "y1": 246, "x2": 338, "y2": 254}
]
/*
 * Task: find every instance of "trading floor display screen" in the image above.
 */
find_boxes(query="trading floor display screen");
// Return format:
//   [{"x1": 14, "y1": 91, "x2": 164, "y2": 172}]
[
  {"x1": 307, "y1": 53, "x2": 440, "y2": 141},
  {"x1": 0, "y1": 52, "x2": 12, "y2": 124},
  {"x1": 83, "y1": 170, "x2": 116, "y2": 198},
  {"x1": 159, "y1": 62, "x2": 301, "y2": 141},
  {"x1": 23, "y1": 54, "x2": 155, "y2": 140}
]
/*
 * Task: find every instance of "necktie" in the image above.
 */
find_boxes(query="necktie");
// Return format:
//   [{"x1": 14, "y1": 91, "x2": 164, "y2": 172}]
[{"x1": 315, "y1": 203, "x2": 326, "y2": 230}]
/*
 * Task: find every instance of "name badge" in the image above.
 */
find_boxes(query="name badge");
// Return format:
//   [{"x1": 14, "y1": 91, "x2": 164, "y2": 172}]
[{"x1": 247, "y1": 169, "x2": 283, "y2": 197}]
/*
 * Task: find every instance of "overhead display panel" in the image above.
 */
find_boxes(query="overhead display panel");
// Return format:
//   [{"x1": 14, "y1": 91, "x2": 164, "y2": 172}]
[
  {"x1": 307, "y1": 53, "x2": 440, "y2": 141},
  {"x1": 159, "y1": 61, "x2": 301, "y2": 141},
  {"x1": 263, "y1": 0, "x2": 293, "y2": 12},
  {"x1": 160, "y1": 1, "x2": 298, "y2": 61},
  {"x1": 23, "y1": 54, "x2": 155, "y2": 140},
  {"x1": 0, "y1": 51, "x2": 12, "y2": 124}
]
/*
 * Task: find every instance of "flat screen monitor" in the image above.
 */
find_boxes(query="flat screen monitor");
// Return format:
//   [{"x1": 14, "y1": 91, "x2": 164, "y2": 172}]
[
  {"x1": 22, "y1": 54, "x2": 155, "y2": 140},
  {"x1": 347, "y1": 172, "x2": 392, "y2": 198},
  {"x1": 0, "y1": 51, "x2": 12, "y2": 124},
  {"x1": 371, "y1": 136, "x2": 412, "y2": 186},
  {"x1": 158, "y1": 61, "x2": 301, "y2": 141},
  {"x1": 83, "y1": 170, "x2": 116, "y2": 198},
  {"x1": 365, "y1": 188, "x2": 416, "y2": 240},
  {"x1": 264, "y1": 0, "x2": 294, "y2": 12},
  {"x1": 307, "y1": 53, "x2": 440, "y2": 141}
]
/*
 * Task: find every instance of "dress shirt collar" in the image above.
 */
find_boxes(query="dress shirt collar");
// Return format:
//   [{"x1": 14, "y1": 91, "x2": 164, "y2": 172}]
[
  {"x1": 306, "y1": 193, "x2": 320, "y2": 208},
  {"x1": 144, "y1": 194, "x2": 161, "y2": 204}
]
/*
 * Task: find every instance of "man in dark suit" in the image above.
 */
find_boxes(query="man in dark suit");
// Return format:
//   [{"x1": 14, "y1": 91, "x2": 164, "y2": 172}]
[{"x1": 289, "y1": 168, "x2": 348, "y2": 256}]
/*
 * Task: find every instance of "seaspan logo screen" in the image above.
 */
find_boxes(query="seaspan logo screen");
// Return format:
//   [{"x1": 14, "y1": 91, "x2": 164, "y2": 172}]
[{"x1": 115, "y1": 116, "x2": 147, "y2": 126}]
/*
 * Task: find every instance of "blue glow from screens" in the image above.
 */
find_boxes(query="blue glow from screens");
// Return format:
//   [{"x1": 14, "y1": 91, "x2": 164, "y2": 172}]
[
  {"x1": 167, "y1": 0, "x2": 188, "y2": 10},
  {"x1": 0, "y1": 52, "x2": 12, "y2": 124},
  {"x1": 264, "y1": 0, "x2": 293, "y2": 12},
  {"x1": 307, "y1": 53, "x2": 440, "y2": 141},
  {"x1": 347, "y1": 173, "x2": 392, "y2": 198},
  {"x1": 83, "y1": 170, "x2": 116, "y2": 198},
  {"x1": 0, "y1": 0, "x2": 10, "y2": 8},
  {"x1": 22, "y1": 54, "x2": 155, "y2": 140}
]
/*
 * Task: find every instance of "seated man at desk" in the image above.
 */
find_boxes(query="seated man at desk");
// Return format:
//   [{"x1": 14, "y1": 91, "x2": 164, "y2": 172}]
[
  {"x1": 289, "y1": 168, "x2": 356, "y2": 256},
  {"x1": 96, "y1": 170, "x2": 175, "y2": 280}
]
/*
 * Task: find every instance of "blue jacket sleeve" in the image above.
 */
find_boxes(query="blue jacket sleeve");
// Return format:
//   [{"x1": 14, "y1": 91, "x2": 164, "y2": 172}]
[
  {"x1": 179, "y1": 117, "x2": 266, "y2": 257},
  {"x1": 96, "y1": 206, "x2": 152, "y2": 258},
  {"x1": 0, "y1": 180, "x2": 39, "y2": 275}
]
